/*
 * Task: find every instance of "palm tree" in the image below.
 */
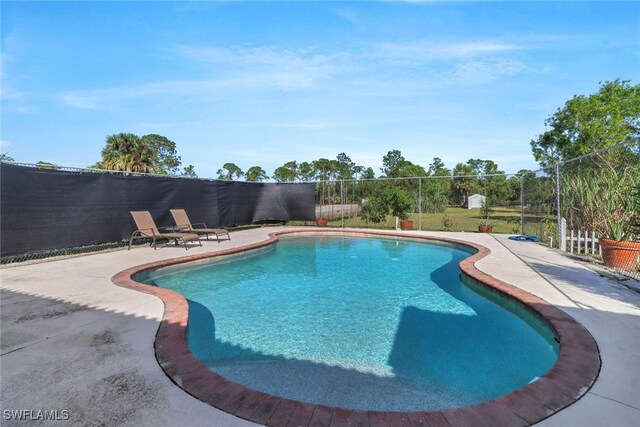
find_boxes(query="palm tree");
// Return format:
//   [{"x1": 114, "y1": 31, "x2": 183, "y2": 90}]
[{"x1": 100, "y1": 133, "x2": 154, "y2": 173}]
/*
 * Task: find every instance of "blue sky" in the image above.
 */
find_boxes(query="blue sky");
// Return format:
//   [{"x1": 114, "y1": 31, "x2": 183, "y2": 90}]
[{"x1": 2, "y1": 1, "x2": 639, "y2": 179}]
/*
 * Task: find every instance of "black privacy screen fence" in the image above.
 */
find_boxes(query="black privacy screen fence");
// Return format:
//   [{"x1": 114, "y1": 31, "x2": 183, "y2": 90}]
[{"x1": 1, "y1": 163, "x2": 315, "y2": 256}]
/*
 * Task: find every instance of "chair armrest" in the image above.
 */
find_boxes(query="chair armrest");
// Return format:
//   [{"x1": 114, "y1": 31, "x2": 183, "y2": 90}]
[
  {"x1": 192, "y1": 222, "x2": 207, "y2": 229},
  {"x1": 133, "y1": 227, "x2": 157, "y2": 237}
]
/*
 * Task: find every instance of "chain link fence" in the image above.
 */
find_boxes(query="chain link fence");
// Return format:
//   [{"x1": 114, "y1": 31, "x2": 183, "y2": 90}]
[
  {"x1": 520, "y1": 168, "x2": 557, "y2": 243},
  {"x1": 308, "y1": 174, "x2": 525, "y2": 234},
  {"x1": 303, "y1": 141, "x2": 639, "y2": 279},
  {"x1": 518, "y1": 140, "x2": 639, "y2": 279},
  {"x1": 556, "y1": 140, "x2": 639, "y2": 279}
]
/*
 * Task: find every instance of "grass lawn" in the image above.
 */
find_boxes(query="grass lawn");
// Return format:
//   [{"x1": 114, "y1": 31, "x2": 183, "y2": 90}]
[{"x1": 296, "y1": 206, "x2": 551, "y2": 237}]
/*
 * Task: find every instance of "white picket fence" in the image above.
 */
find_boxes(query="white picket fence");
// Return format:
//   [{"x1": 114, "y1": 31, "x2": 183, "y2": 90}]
[
  {"x1": 559, "y1": 218, "x2": 601, "y2": 256},
  {"x1": 567, "y1": 229, "x2": 601, "y2": 255}
]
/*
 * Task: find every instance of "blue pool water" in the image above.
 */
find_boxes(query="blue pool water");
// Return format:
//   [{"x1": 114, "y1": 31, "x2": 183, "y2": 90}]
[{"x1": 141, "y1": 236, "x2": 558, "y2": 411}]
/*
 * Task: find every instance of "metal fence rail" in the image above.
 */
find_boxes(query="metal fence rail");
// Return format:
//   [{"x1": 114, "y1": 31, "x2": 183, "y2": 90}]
[{"x1": 2, "y1": 161, "x2": 204, "y2": 179}]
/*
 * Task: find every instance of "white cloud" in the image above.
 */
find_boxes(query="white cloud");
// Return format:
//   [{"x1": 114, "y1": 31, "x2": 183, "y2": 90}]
[
  {"x1": 229, "y1": 119, "x2": 383, "y2": 130},
  {"x1": 234, "y1": 121, "x2": 332, "y2": 130},
  {"x1": 330, "y1": 6, "x2": 359, "y2": 25},
  {"x1": 176, "y1": 45, "x2": 351, "y2": 87},
  {"x1": 60, "y1": 46, "x2": 354, "y2": 109},
  {"x1": 0, "y1": 82, "x2": 27, "y2": 101},
  {"x1": 371, "y1": 40, "x2": 522, "y2": 63},
  {"x1": 61, "y1": 93, "x2": 99, "y2": 109},
  {"x1": 59, "y1": 76, "x2": 274, "y2": 109},
  {"x1": 1, "y1": 30, "x2": 30, "y2": 101},
  {"x1": 59, "y1": 39, "x2": 530, "y2": 109},
  {"x1": 446, "y1": 59, "x2": 526, "y2": 85}
]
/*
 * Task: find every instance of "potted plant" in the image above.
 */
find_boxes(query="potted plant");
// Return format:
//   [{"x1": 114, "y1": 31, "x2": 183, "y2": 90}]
[
  {"x1": 478, "y1": 198, "x2": 493, "y2": 233},
  {"x1": 592, "y1": 168, "x2": 640, "y2": 270},
  {"x1": 316, "y1": 203, "x2": 328, "y2": 226},
  {"x1": 384, "y1": 187, "x2": 415, "y2": 230},
  {"x1": 316, "y1": 186, "x2": 328, "y2": 226}
]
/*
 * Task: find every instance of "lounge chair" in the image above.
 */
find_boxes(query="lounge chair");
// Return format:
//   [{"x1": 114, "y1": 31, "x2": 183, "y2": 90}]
[
  {"x1": 170, "y1": 209, "x2": 230, "y2": 242},
  {"x1": 129, "y1": 211, "x2": 202, "y2": 250}
]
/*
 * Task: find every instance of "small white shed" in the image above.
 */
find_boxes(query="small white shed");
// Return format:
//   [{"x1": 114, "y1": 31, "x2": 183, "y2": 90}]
[{"x1": 468, "y1": 194, "x2": 486, "y2": 209}]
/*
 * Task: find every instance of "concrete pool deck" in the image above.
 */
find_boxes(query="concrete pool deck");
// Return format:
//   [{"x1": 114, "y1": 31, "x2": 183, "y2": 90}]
[{"x1": 1, "y1": 227, "x2": 639, "y2": 426}]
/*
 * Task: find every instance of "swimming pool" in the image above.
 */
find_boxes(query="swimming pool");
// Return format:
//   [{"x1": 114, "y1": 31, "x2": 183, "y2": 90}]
[{"x1": 141, "y1": 235, "x2": 558, "y2": 411}]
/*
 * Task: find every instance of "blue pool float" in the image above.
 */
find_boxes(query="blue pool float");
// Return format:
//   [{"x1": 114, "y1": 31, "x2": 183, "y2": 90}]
[{"x1": 508, "y1": 235, "x2": 540, "y2": 242}]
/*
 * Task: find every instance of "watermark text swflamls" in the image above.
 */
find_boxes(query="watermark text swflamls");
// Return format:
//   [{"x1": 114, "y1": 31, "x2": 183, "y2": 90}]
[{"x1": 3, "y1": 409, "x2": 70, "y2": 421}]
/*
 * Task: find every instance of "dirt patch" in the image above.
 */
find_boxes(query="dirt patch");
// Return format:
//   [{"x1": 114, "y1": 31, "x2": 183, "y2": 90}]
[
  {"x1": 90, "y1": 330, "x2": 120, "y2": 347},
  {"x1": 75, "y1": 372, "x2": 161, "y2": 426},
  {"x1": 15, "y1": 303, "x2": 88, "y2": 323}
]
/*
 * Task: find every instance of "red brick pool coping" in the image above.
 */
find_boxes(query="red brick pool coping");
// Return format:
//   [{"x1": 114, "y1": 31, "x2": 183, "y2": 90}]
[{"x1": 112, "y1": 229, "x2": 601, "y2": 427}]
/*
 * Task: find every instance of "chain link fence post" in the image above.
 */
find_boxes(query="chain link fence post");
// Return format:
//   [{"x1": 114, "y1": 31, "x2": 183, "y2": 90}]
[
  {"x1": 555, "y1": 163, "x2": 562, "y2": 249},
  {"x1": 520, "y1": 174, "x2": 524, "y2": 235},
  {"x1": 418, "y1": 177, "x2": 422, "y2": 231},
  {"x1": 340, "y1": 179, "x2": 344, "y2": 228}
]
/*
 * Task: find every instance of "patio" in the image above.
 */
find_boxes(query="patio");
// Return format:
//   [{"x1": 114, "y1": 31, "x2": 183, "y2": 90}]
[{"x1": 1, "y1": 227, "x2": 639, "y2": 426}]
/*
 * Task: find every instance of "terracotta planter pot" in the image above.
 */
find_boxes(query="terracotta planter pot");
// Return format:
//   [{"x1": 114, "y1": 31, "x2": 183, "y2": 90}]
[
  {"x1": 316, "y1": 218, "x2": 328, "y2": 227},
  {"x1": 600, "y1": 238, "x2": 640, "y2": 271},
  {"x1": 399, "y1": 220, "x2": 413, "y2": 230},
  {"x1": 478, "y1": 225, "x2": 493, "y2": 233}
]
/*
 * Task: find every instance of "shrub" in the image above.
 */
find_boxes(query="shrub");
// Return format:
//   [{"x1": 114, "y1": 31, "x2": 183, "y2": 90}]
[
  {"x1": 359, "y1": 195, "x2": 388, "y2": 224},
  {"x1": 383, "y1": 187, "x2": 414, "y2": 220}
]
